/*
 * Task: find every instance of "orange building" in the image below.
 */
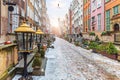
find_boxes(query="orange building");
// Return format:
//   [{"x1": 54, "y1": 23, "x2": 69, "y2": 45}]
[
  {"x1": 105, "y1": 0, "x2": 120, "y2": 32},
  {"x1": 83, "y1": 0, "x2": 91, "y2": 32}
]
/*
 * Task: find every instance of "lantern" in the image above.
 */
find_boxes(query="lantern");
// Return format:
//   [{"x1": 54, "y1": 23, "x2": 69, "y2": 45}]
[
  {"x1": 14, "y1": 21, "x2": 35, "y2": 79},
  {"x1": 14, "y1": 21, "x2": 35, "y2": 53},
  {"x1": 35, "y1": 28, "x2": 44, "y2": 53},
  {"x1": 36, "y1": 28, "x2": 44, "y2": 43}
]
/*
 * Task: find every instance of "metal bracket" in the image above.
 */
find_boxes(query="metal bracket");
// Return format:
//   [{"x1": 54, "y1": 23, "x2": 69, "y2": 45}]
[{"x1": 6, "y1": 2, "x2": 16, "y2": 5}]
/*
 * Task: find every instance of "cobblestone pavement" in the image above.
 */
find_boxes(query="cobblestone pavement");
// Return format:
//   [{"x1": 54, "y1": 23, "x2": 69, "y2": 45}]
[{"x1": 13, "y1": 37, "x2": 120, "y2": 80}]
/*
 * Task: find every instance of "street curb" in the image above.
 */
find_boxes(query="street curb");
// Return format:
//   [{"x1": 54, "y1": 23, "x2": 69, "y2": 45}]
[{"x1": 40, "y1": 57, "x2": 47, "y2": 76}]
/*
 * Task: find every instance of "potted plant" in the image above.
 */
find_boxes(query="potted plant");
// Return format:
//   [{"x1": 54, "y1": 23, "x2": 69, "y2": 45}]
[
  {"x1": 106, "y1": 42, "x2": 118, "y2": 59},
  {"x1": 47, "y1": 40, "x2": 51, "y2": 48},
  {"x1": 32, "y1": 57, "x2": 42, "y2": 75},
  {"x1": 107, "y1": 43, "x2": 118, "y2": 54},
  {"x1": 34, "y1": 53, "x2": 41, "y2": 57},
  {"x1": 40, "y1": 47, "x2": 45, "y2": 58},
  {"x1": 89, "y1": 32, "x2": 95, "y2": 41},
  {"x1": 32, "y1": 57, "x2": 41, "y2": 69},
  {"x1": 13, "y1": 40, "x2": 17, "y2": 43},
  {"x1": 89, "y1": 41, "x2": 98, "y2": 53},
  {"x1": 101, "y1": 31, "x2": 111, "y2": 36},
  {"x1": 98, "y1": 43, "x2": 118, "y2": 60},
  {"x1": 82, "y1": 40, "x2": 89, "y2": 48},
  {"x1": 97, "y1": 44, "x2": 107, "y2": 53},
  {"x1": 89, "y1": 32, "x2": 95, "y2": 36}
]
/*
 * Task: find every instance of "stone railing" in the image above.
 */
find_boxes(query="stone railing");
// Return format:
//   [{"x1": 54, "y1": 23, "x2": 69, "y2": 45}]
[{"x1": 0, "y1": 44, "x2": 18, "y2": 80}]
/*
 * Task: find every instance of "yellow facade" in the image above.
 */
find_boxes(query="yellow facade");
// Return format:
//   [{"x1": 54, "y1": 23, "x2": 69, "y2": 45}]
[
  {"x1": 0, "y1": 0, "x2": 8, "y2": 43},
  {"x1": 0, "y1": 44, "x2": 18, "y2": 80},
  {"x1": 105, "y1": 0, "x2": 120, "y2": 31}
]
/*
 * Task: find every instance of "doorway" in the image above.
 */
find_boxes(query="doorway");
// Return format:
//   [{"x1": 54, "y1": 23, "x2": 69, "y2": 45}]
[{"x1": 114, "y1": 23, "x2": 119, "y2": 32}]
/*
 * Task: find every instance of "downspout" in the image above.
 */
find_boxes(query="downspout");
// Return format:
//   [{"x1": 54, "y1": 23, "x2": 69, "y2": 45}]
[
  {"x1": 25, "y1": 0, "x2": 28, "y2": 20},
  {"x1": 8, "y1": 0, "x2": 10, "y2": 33}
]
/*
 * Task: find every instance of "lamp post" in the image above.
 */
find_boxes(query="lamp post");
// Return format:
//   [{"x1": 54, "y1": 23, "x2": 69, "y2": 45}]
[
  {"x1": 36, "y1": 28, "x2": 44, "y2": 53},
  {"x1": 14, "y1": 21, "x2": 35, "y2": 80}
]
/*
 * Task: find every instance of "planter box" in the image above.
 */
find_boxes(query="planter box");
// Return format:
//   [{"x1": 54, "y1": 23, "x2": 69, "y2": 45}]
[
  {"x1": 99, "y1": 51, "x2": 117, "y2": 60},
  {"x1": 32, "y1": 67, "x2": 41, "y2": 76},
  {"x1": 31, "y1": 57, "x2": 47, "y2": 76},
  {"x1": 92, "y1": 50, "x2": 118, "y2": 60}
]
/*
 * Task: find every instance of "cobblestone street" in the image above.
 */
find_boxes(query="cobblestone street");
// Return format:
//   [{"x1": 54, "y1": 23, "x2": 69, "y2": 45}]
[{"x1": 13, "y1": 37, "x2": 120, "y2": 80}]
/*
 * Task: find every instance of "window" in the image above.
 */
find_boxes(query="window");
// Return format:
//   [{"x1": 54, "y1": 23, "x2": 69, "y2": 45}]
[
  {"x1": 97, "y1": 14, "x2": 101, "y2": 31},
  {"x1": 88, "y1": 19, "x2": 91, "y2": 31},
  {"x1": 105, "y1": 0, "x2": 110, "y2": 3},
  {"x1": 113, "y1": 5, "x2": 119, "y2": 15},
  {"x1": 106, "y1": 10, "x2": 110, "y2": 31},
  {"x1": 92, "y1": 0, "x2": 96, "y2": 11},
  {"x1": 84, "y1": 0, "x2": 87, "y2": 4},
  {"x1": 92, "y1": 16, "x2": 95, "y2": 23},
  {"x1": 88, "y1": 6, "x2": 90, "y2": 14},
  {"x1": 97, "y1": 0, "x2": 101, "y2": 8}
]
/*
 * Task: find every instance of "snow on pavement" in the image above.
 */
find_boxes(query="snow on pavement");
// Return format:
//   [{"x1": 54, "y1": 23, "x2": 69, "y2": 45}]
[
  {"x1": 64, "y1": 38, "x2": 120, "y2": 79},
  {"x1": 13, "y1": 37, "x2": 120, "y2": 80}
]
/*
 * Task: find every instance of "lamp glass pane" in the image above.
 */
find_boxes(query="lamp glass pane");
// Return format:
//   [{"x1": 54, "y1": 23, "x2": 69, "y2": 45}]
[
  {"x1": 17, "y1": 32, "x2": 25, "y2": 51},
  {"x1": 16, "y1": 32, "x2": 34, "y2": 52}
]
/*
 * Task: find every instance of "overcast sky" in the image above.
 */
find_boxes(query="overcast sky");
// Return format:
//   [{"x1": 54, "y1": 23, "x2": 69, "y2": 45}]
[{"x1": 46, "y1": 0, "x2": 72, "y2": 27}]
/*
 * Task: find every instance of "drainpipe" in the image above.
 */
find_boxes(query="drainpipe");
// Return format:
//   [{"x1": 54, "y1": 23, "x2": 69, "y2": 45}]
[
  {"x1": 8, "y1": 0, "x2": 10, "y2": 33},
  {"x1": 25, "y1": 0, "x2": 27, "y2": 18}
]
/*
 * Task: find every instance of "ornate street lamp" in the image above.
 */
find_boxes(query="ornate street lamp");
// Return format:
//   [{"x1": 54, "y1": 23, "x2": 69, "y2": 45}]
[
  {"x1": 36, "y1": 28, "x2": 44, "y2": 53},
  {"x1": 14, "y1": 21, "x2": 35, "y2": 79}
]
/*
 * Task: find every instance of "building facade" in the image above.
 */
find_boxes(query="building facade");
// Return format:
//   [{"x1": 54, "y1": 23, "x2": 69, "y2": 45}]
[
  {"x1": 0, "y1": 1, "x2": 18, "y2": 79},
  {"x1": 83, "y1": 0, "x2": 90, "y2": 32},
  {"x1": 10, "y1": 0, "x2": 47, "y2": 34},
  {"x1": 105, "y1": 0, "x2": 120, "y2": 32},
  {"x1": 41, "y1": 0, "x2": 47, "y2": 33},
  {"x1": 64, "y1": 14, "x2": 69, "y2": 35},
  {"x1": 69, "y1": 9, "x2": 73, "y2": 34},
  {"x1": 0, "y1": 0, "x2": 48, "y2": 79},
  {"x1": 78, "y1": 0, "x2": 83, "y2": 33},
  {"x1": 70, "y1": 0, "x2": 83, "y2": 34},
  {"x1": 0, "y1": 0, "x2": 9, "y2": 44},
  {"x1": 45, "y1": 14, "x2": 51, "y2": 34},
  {"x1": 91, "y1": 0, "x2": 105, "y2": 32}
]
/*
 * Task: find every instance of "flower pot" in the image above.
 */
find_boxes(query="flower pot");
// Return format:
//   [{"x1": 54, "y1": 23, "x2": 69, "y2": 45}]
[{"x1": 4, "y1": 41, "x2": 12, "y2": 45}]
